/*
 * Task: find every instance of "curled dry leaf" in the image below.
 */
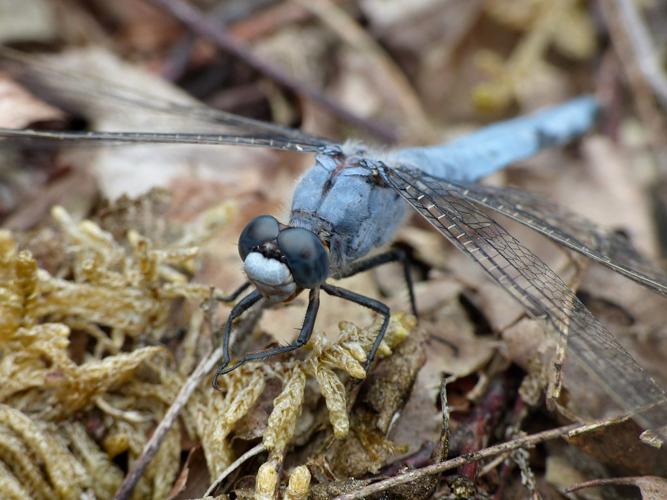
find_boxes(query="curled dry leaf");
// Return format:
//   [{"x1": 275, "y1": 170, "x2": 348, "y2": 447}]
[
  {"x1": 565, "y1": 417, "x2": 667, "y2": 476},
  {"x1": 303, "y1": 313, "x2": 415, "y2": 438},
  {"x1": 616, "y1": 476, "x2": 667, "y2": 500},
  {"x1": 364, "y1": 323, "x2": 427, "y2": 434},
  {"x1": 566, "y1": 475, "x2": 667, "y2": 500},
  {"x1": 311, "y1": 325, "x2": 425, "y2": 480}
]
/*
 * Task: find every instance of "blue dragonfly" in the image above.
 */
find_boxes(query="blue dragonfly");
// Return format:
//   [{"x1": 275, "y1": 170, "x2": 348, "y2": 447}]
[{"x1": 1, "y1": 48, "x2": 666, "y2": 438}]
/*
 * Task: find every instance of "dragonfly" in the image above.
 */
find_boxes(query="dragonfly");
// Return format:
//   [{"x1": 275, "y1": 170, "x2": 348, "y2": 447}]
[{"x1": 1, "y1": 48, "x2": 667, "y2": 439}]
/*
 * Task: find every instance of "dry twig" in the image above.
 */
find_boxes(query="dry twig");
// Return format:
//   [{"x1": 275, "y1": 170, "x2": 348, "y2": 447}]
[
  {"x1": 204, "y1": 442, "x2": 267, "y2": 497},
  {"x1": 291, "y1": 0, "x2": 433, "y2": 143},
  {"x1": 599, "y1": 0, "x2": 667, "y2": 172},
  {"x1": 334, "y1": 420, "x2": 620, "y2": 499},
  {"x1": 113, "y1": 307, "x2": 263, "y2": 500},
  {"x1": 149, "y1": 0, "x2": 397, "y2": 142},
  {"x1": 615, "y1": 0, "x2": 667, "y2": 112}
]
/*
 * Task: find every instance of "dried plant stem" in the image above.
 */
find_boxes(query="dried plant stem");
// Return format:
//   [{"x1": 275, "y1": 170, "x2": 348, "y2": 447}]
[
  {"x1": 291, "y1": 0, "x2": 433, "y2": 143},
  {"x1": 204, "y1": 443, "x2": 266, "y2": 497},
  {"x1": 113, "y1": 307, "x2": 262, "y2": 500},
  {"x1": 334, "y1": 421, "x2": 617, "y2": 500},
  {"x1": 615, "y1": 0, "x2": 667, "y2": 112},
  {"x1": 438, "y1": 374, "x2": 451, "y2": 460},
  {"x1": 149, "y1": 0, "x2": 397, "y2": 142},
  {"x1": 599, "y1": 0, "x2": 667, "y2": 172},
  {"x1": 564, "y1": 476, "x2": 665, "y2": 494},
  {"x1": 113, "y1": 345, "x2": 221, "y2": 500}
]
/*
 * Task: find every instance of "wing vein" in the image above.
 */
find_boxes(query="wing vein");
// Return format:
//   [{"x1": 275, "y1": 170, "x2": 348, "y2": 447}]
[{"x1": 381, "y1": 164, "x2": 667, "y2": 434}]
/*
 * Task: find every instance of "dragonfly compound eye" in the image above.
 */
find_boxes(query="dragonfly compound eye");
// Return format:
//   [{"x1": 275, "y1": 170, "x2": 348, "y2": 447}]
[
  {"x1": 277, "y1": 228, "x2": 329, "y2": 288},
  {"x1": 238, "y1": 215, "x2": 280, "y2": 260}
]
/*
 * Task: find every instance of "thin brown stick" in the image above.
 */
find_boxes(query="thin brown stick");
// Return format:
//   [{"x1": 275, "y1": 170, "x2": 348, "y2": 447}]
[
  {"x1": 149, "y1": 0, "x2": 397, "y2": 143},
  {"x1": 113, "y1": 304, "x2": 263, "y2": 500},
  {"x1": 113, "y1": 345, "x2": 221, "y2": 500},
  {"x1": 334, "y1": 421, "x2": 616, "y2": 500},
  {"x1": 564, "y1": 475, "x2": 667, "y2": 494}
]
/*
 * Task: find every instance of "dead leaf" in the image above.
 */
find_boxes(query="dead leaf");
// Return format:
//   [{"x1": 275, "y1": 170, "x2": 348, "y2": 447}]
[
  {"x1": 0, "y1": 73, "x2": 63, "y2": 128},
  {"x1": 0, "y1": 0, "x2": 58, "y2": 44},
  {"x1": 566, "y1": 418, "x2": 667, "y2": 476}
]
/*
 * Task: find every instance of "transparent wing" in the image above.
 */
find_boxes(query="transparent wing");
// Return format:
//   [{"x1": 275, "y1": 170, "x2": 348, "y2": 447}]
[
  {"x1": 381, "y1": 164, "x2": 667, "y2": 435},
  {"x1": 0, "y1": 47, "x2": 335, "y2": 153},
  {"x1": 454, "y1": 183, "x2": 667, "y2": 296},
  {"x1": 0, "y1": 128, "x2": 328, "y2": 153}
]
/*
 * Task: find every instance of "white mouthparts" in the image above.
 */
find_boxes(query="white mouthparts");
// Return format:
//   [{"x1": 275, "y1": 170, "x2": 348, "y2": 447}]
[{"x1": 244, "y1": 252, "x2": 297, "y2": 301}]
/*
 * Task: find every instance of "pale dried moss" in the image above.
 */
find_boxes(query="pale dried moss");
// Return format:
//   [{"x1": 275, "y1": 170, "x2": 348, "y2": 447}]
[
  {"x1": 0, "y1": 195, "x2": 416, "y2": 499},
  {"x1": 284, "y1": 465, "x2": 311, "y2": 500},
  {"x1": 0, "y1": 406, "x2": 88, "y2": 499},
  {"x1": 263, "y1": 366, "x2": 307, "y2": 455},
  {"x1": 252, "y1": 313, "x2": 414, "y2": 497},
  {"x1": 261, "y1": 315, "x2": 413, "y2": 458},
  {"x1": 0, "y1": 197, "x2": 234, "y2": 499},
  {"x1": 188, "y1": 365, "x2": 268, "y2": 479},
  {"x1": 303, "y1": 314, "x2": 414, "y2": 438},
  {"x1": 256, "y1": 460, "x2": 281, "y2": 500},
  {"x1": 0, "y1": 459, "x2": 30, "y2": 500}
]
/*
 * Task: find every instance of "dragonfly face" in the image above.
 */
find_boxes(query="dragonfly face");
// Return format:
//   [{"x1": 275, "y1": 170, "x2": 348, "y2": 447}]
[{"x1": 239, "y1": 215, "x2": 329, "y2": 301}]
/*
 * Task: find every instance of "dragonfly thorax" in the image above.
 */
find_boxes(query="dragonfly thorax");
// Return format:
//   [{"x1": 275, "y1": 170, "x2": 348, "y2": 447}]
[{"x1": 239, "y1": 215, "x2": 330, "y2": 301}]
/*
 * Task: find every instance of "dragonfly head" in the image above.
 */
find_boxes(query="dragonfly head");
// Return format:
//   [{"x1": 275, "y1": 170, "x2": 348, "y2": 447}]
[{"x1": 239, "y1": 215, "x2": 329, "y2": 301}]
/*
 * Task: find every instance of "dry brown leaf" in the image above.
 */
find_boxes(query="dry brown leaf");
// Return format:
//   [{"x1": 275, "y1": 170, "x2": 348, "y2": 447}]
[
  {"x1": 566, "y1": 418, "x2": 667, "y2": 476},
  {"x1": 32, "y1": 48, "x2": 277, "y2": 200},
  {"x1": 0, "y1": 0, "x2": 58, "y2": 44},
  {"x1": 0, "y1": 74, "x2": 63, "y2": 128},
  {"x1": 625, "y1": 477, "x2": 667, "y2": 500}
]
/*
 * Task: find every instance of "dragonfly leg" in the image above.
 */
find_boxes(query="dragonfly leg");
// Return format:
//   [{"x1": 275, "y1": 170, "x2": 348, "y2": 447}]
[
  {"x1": 213, "y1": 288, "x2": 321, "y2": 386},
  {"x1": 339, "y1": 247, "x2": 418, "y2": 317},
  {"x1": 214, "y1": 281, "x2": 251, "y2": 302},
  {"x1": 212, "y1": 289, "x2": 263, "y2": 390},
  {"x1": 321, "y1": 283, "x2": 391, "y2": 373}
]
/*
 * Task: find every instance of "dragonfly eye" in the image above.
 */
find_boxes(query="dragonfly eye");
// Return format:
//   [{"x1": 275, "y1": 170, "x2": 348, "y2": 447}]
[
  {"x1": 238, "y1": 215, "x2": 280, "y2": 260},
  {"x1": 277, "y1": 228, "x2": 329, "y2": 288}
]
